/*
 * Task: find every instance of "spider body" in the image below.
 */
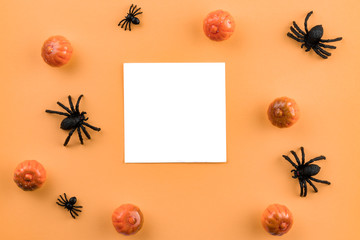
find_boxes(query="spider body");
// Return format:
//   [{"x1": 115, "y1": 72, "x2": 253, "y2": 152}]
[
  {"x1": 56, "y1": 193, "x2": 82, "y2": 219},
  {"x1": 46, "y1": 95, "x2": 101, "y2": 146},
  {"x1": 303, "y1": 25, "x2": 323, "y2": 48},
  {"x1": 126, "y1": 14, "x2": 140, "y2": 25},
  {"x1": 287, "y1": 11, "x2": 342, "y2": 59},
  {"x1": 291, "y1": 164, "x2": 320, "y2": 179},
  {"x1": 60, "y1": 113, "x2": 86, "y2": 130},
  {"x1": 282, "y1": 147, "x2": 330, "y2": 197},
  {"x1": 118, "y1": 4, "x2": 142, "y2": 31}
]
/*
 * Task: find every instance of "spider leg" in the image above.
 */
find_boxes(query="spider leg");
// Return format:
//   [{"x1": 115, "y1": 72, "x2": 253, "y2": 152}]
[
  {"x1": 309, "y1": 177, "x2": 331, "y2": 185},
  {"x1": 60, "y1": 194, "x2": 67, "y2": 203},
  {"x1": 131, "y1": 5, "x2": 137, "y2": 13},
  {"x1": 57, "y1": 198, "x2": 65, "y2": 204},
  {"x1": 313, "y1": 47, "x2": 328, "y2": 59},
  {"x1": 305, "y1": 155, "x2": 326, "y2": 165},
  {"x1": 304, "y1": 11, "x2": 313, "y2": 33},
  {"x1": 71, "y1": 209, "x2": 79, "y2": 216},
  {"x1": 121, "y1": 20, "x2": 128, "y2": 28},
  {"x1": 75, "y1": 95, "x2": 84, "y2": 114},
  {"x1": 305, "y1": 47, "x2": 311, "y2": 52},
  {"x1": 299, "y1": 180, "x2": 304, "y2": 197},
  {"x1": 45, "y1": 110, "x2": 70, "y2": 117},
  {"x1": 129, "y1": 22, "x2": 132, "y2": 31},
  {"x1": 83, "y1": 122, "x2": 101, "y2": 131},
  {"x1": 73, "y1": 205, "x2": 83, "y2": 209},
  {"x1": 73, "y1": 208, "x2": 82, "y2": 212},
  {"x1": 300, "y1": 147, "x2": 305, "y2": 165},
  {"x1": 133, "y1": 7, "x2": 141, "y2": 15},
  {"x1": 315, "y1": 46, "x2": 331, "y2": 56},
  {"x1": 303, "y1": 180, "x2": 308, "y2": 197},
  {"x1": 319, "y1": 37, "x2": 342, "y2": 43},
  {"x1": 292, "y1": 21, "x2": 306, "y2": 35},
  {"x1": 77, "y1": 127, "x2": 84, "y2": 144},
  {"x1": 301, "y1": 44, "x2": 305, "y2": 48},
  {"x1": 57, "y1": 102, "x2": 73, "y2": 114},
  {"x1": 56, "y1": 202, "x2": 65, "y2": 207},
  {"x1": 64, "y1": 193, "x2": 69, "y2": 202},
  {"x1": 282, "y1": 155, "x2": 298, "y2": 169},
  {"x1": 290, "y1": 26, "x2": 304, "y2": 39},
  {"x1": 306, "y1": 179, "x2": 318, "y2": 192},
  {"x1": 64, "y1": 129, "x2": 76, "y2": 146},
  {"x1": 134, "y1": 12, "x2": 143, "y2": 16},
  {"x1": 118, "y1": 19, "x2": 126, "y2": 26},
  {"x1": 68, "y1": 96, "x2": 75, "y2": 112},
  {"x1": 128, "y1": 4, "x2": 134, "y2": 14},
  {"x1": 81, "y1": 125, "x2": 91, "y2": 139},
  {"x1": 124, "y1": 21, "x2": 129, "y2": 31},
  {"x1": 287, "y1": 33, "x2": 304, "y2": 43},
  {"x1": 69, "y1": 210, "x2": 76, "y2": 219},
  {"x1": 290, "y1": 151, "x2": 301, "y2": 166},
  {"x1": 318, "y1": 43, "x2": 336, "y2": 49}
]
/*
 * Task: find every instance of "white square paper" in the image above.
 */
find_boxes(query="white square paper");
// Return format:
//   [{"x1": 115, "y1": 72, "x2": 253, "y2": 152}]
[{"x1": 124, "y1": 63, "x2": 226, "y2": 163}]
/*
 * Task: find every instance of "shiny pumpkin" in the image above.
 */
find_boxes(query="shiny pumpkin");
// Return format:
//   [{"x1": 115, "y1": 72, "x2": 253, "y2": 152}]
[
  {"x1": 112, "y1": 204, "x2": 143, "y2": 235},
  {"x1": 41, "y1": 35, "x2": 73, "y2": 67},
  {"x1": 203, "y1": 10, "x2": 235, "y2": 41},
  {"x1": 13, "y1": 160, "x2": 46, "y2": 191},
  {"x1": 261, "y1": 204, "x2": 293, "y2": 236},
  {"x1": 267, "y1": 96, "x2": 300, "y2": 128}
]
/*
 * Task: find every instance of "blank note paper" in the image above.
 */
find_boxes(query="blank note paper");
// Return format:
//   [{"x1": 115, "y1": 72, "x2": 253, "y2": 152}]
[{"x1": 124, "y1": 63, "x2": 226, "y2": 163}]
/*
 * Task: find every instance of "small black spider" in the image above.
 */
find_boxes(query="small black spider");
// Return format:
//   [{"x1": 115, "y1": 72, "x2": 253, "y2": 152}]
[
  {"x1": 118, "y1": 4, "x2": 143, "y2": 31},
  {"x1": 287, "y1": 11, "x2": 342, "y2": 59},
  {"x1": 282, "y1": 147, "x2": 331, "y2": 197},
  {"x1": 46, "y1": 95, "x2": 101, "y2": 146},
  {"x1": 56, "y1": 193, "x2": 83, "y2": 219}
]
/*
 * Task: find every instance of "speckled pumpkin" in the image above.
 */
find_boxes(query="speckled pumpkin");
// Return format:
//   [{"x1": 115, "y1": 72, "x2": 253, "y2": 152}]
[
  {"x1": 41, "y1": 35, "x2": 73, "y2": 67},
  {"x1": 267, "y1": 97, "x2": 300, "y2": 128},
  {"x1": 13, "y1": 160, "x2": 46, "y2": 191},
  {"x1": 112, "y1": 204, "x2": 143, "y2": 235},
  {"x1": 203, "y1": 10, "x2": 235, "y2": 41},
  {"x1": 261, "y1": 204, "x2": 293, "y2": 236}
]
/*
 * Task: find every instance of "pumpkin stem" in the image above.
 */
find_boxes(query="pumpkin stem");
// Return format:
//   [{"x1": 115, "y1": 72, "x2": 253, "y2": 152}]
[
  {"x1": 279, "y1": 222, "x2": 288, "y2": 231},
  {"x1": 128, "y1": 216, "x2": 137, "y2": 225},
  {"x1": 24, "y1": 173, "x2": 33, "y2": 181},
  {"x1": 210, "y1": 25, "x2": 219, "y2": 34}
]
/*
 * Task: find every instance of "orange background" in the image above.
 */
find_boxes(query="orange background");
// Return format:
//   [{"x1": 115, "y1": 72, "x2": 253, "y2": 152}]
[{"x1": 1, "y1": 0, "x2": 360, "y2": 239}]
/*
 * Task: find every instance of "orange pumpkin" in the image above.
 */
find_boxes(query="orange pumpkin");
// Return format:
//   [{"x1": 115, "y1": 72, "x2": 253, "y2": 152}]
[
  {"x1": 112, "y1": 204, "x2": 143, "y2": 235},
  {"x1": 41, "y1": 35, "x2": 73, "y2": 67},
  {"x1": 261, "y1": 204, "x2": 293, "y2": 236},
  {"x1": 13, "y1": 160, "x2": 46, "y2": 191},
  {"x1": 267, "y1": 97, "x2": 300, "y2": 128},
  {"x1": 203, "y1": 10, "x2": 235, "y2": 41}
]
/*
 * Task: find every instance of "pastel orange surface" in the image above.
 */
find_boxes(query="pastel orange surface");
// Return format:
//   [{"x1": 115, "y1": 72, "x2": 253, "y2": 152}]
[{"x1": 0, "y1": 0, "x2": 360, "y2": 240}]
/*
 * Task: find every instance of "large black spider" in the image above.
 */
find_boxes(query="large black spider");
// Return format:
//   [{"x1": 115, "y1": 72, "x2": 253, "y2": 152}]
[
  {"x1": 56, "y1": 193, "x2": 83, "y2": 219},
  {"x1": 118, "y1": 4, "x2": 142, "y2": 31},
  {"x1": 287, "y1": 11, "x2": 342, "y2": 59},
  {"x1": 46, "y1": 95, "x2": 101, "y2": 146},
  {"x1": 282, "y1": 147, "x2": 331, "y2": 197}
]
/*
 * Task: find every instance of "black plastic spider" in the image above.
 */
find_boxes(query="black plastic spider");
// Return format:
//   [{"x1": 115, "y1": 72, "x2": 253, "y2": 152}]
[
  {"x1": 118, "y1": 4, "x2": 142, "y2": 31},
  {"x1": 46, "y1": 95, "x2": 101, "y2": 146},
  {"x1": 282, "y1": 147, "x2": 331, "y2": 197},
  {"x1": 56, "y1": 193, "x2": 83, "y2": 219},
  {"x1": 287, "y1": 11, "x2": 342, "y2": 59}
]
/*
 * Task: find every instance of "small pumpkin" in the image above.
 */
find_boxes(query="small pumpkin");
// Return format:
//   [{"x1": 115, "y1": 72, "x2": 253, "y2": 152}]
[
  {"x1": 203, "y1": 10, "x2": 235, "y2": 41},
  {"x1": 13, "y1": 160, "x2": 46, "y2": 191},
  {"x1": 41, "y1": 35, "x2": 73, "y2": 67},
  {"x1": 112, "y1": 204, "x2": 143, "y2": 235},
  {"x1": 267, "y1": 97, "x2": 300, "y2": 128},
  {"x1": 261, "y1": 204, "x2": 293, "y2": 236}
]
